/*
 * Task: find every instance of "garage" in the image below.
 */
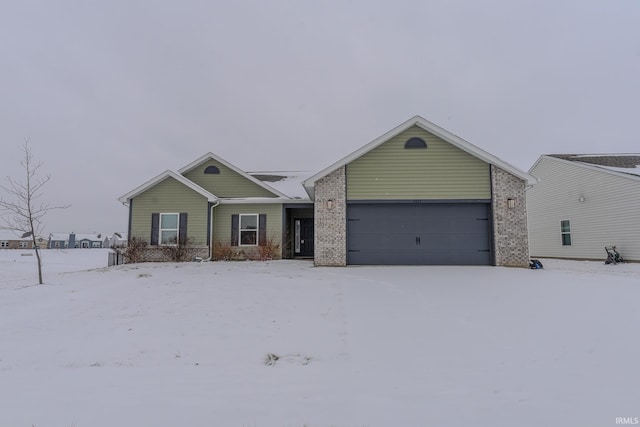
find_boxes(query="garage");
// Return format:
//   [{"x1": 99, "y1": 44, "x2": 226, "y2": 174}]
[{"x1": 347, "y1": 202, "x2": 492, "y2": 265}]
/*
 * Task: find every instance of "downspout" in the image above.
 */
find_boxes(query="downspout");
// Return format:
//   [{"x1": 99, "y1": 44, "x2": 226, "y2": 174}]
[{"x1": 203, "y1": 200, "x2": 220, "y2": 261}]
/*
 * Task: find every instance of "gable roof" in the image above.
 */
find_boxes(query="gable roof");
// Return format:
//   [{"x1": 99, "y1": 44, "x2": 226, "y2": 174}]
[
  {"x1": 0, "y1": 229, "x2": 32, "y2": 241},
  {"x1": 73, "y1": 233, "x2": 103, "y2": 241},
  {"x1": 177, "y1": 152, "x2": 289, "y2": 198},
  {"x1": 532, "y1": 154, "x2": 640, "y2": 181},
  {"x1": 118, "y1": 170, "x2": 219, "y2": 204},
  {"x1": 302, "y1": 115, "x2": 538, "y2": 198}
]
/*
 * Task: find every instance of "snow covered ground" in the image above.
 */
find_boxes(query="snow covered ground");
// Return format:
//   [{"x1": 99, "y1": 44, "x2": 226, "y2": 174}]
[{"x1": 1, "y1": 249, "x2": 639, "y2": 427}]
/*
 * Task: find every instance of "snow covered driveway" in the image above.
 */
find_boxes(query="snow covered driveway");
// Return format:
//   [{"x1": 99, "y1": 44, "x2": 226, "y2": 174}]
[{"x1": 1, "y1": 250, "x2": 639, "y2": 426}]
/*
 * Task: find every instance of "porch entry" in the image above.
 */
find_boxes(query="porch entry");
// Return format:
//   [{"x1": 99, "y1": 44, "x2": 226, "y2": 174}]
[{"x1": 294, "y1": 218, "x2": 314, "y2": 257}]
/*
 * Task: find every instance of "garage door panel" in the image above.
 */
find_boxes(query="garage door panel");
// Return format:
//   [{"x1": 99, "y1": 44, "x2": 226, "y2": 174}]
[
  {"x1": 347, "y1": 203, "x2": 491, "y2": 265},
  {"x1": 348, "y1": 232, "x2": 417, "y2": 251}
]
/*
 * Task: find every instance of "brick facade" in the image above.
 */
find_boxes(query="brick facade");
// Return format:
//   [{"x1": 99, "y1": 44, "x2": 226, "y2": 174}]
[
  {"x1": 136, "y1": 246, "x2": 209, "y2": 263},
  {"x1": 491, "y1": 165, "x2": 530, "y2": 267},
  {"x1": 314, "y1": 166, "x2": 347, "y2": 266}
]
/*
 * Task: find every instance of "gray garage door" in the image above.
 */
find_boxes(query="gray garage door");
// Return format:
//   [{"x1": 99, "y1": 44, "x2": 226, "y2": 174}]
[{"x1": 347, "y1": 202, "x2": 492, "y2": 265}]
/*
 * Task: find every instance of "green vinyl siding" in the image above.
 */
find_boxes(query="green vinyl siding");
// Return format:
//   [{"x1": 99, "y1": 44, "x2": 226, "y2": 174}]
[
  {"x1": 212, "y1": 204, "x2": 283, "y2": 246},
  {"x1": 347, "y1": 126, "x2": 491, "y2": 200},
  {"x1": 130, "y1": 177, "x2": 209, "y2": 245},
  {"x1": 183, "y1": 159, "x2": 278, "y2": 198}
]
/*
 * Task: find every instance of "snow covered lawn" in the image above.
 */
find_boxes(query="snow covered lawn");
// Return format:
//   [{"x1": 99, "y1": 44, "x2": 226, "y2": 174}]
[{"x1": 1, "y1": 250, "x2": 639, "y2": 427}]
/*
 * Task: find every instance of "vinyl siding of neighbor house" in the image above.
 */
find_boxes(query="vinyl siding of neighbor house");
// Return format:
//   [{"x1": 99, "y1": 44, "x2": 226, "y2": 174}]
[
  {"x1": 346, "y1": 126, "x2": 491, "y2": 200},
  {"x1": 130, "y1": 176, "x2": 209, "y2": 245},
  {"x1": 182, "y1": 159, "x2": 278, "y2": 198},
  {"x1": 212, "y1": 203, "x2": 283, "y2": 247},
  {"x1": 527, "y1": 157, "x2": 640, "y2": 261}
]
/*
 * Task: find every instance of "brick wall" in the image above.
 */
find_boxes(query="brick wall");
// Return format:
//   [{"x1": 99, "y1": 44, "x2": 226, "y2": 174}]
[
  {"x1": 136, "y1": 246, "x2": 209, "y2": 263},
  {"x1": 491, "y1": 165, "x2": 530, "y2": 267},
  {"x1": 314, "y1": 166, "x2": 347, "y2": 266}
]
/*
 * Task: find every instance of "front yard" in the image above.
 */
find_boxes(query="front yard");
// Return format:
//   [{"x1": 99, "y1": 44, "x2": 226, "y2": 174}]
[{"x1": 1, "y1": 250, "x2": 638, "y2": 426}]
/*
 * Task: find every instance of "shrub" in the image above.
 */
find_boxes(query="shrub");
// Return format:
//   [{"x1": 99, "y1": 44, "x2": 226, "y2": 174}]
[
  {"x1": 213, "y1": 242, "x2": 236, "y2": 261},
  {"x1": 254, "y1": 238, "x2": 280, "y2": 261},
  {"x1": 162, "y1": 237, "x2": 195, "y2": 262},
  {"x1": 114, "y1": 237, "x2": 147, "y2": 264}
]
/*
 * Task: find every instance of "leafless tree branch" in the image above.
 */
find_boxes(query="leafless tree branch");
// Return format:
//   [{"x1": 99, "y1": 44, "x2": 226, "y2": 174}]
[{"x1": 0, "y1": 138, "x2": 70, "y2": 284}]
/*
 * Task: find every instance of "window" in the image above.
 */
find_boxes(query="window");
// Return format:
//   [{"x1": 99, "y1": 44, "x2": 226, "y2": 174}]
[
  {"x1": 561, "y1": 220, "x2": 571, "y2": 246},
  {"x1": 160, "y1": 213, "x2": 180, "y2": 245},
  {"x1": 19, "y1": 241, "x2": 29, "y2": 248},
  {"x1": 404, "y1": 137, "x2": 427, "y2": 149},
  {"x1": 151, "y1": 213, "x2": 187, "y2": 246},
  {"x1": 239, "y1": 214, "x2": 258, "y2": 245},
  {"x1": 0, "y1": 241, "x2": 8, "y2": 248},
  {"x1": 92, "y1": 242, "x2": 101, "y2": 248},
  {"x1": 204, "y1": 165, "x2": 220, "y2": 174},
  {"x1": 54, "y1": 241, "x2": 61, "y2": 248}
]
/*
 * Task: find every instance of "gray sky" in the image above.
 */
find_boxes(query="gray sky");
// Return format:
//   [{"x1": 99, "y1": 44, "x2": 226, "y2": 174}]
[{"x1": 2, "y1": 0, "x2": 639, "y2": 236}]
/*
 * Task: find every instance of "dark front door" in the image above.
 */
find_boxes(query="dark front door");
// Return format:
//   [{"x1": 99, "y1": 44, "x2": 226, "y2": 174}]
[{"x1": 294, "y1": 218, "x2": 314, "y2": 257}]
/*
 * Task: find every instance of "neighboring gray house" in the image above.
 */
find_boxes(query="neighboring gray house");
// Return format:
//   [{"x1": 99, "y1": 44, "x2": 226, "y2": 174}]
[
  {"x1": 48, "y1": 233, "x2": 104, "y2": 249},
  {"x1": 48, "y1": 233, "x2": 68, "y2": 249},
  {"x1": 527, "y1": 154, "x2": 640, "y2": 262}
]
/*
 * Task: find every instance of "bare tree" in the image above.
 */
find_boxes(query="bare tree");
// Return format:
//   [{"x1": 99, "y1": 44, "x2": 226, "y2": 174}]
[{"x1": 0, "y1": 139, "x2": 69, "y2": 284}]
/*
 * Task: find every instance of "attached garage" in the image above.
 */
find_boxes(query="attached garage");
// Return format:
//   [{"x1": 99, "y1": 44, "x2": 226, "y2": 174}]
[
  {"x1": 304, "y1": 115, "x2": 537, "y2": 267},
  {"x1": 347, "y1": 202, "x2": 492, "y2": 265}
]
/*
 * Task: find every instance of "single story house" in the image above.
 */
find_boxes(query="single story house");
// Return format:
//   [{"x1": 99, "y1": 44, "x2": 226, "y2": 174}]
[
  {"x1": 104, "y1": 232, "x2": 128, "y2": 248},
  {"x1": 48, "y1": 233, "x2": 104, "y2": 249},
  {"x1": 527, "y1": 154, "x2": 640, "y2": 262},
  {"x1": 0, "y1": 230, "x2": 47, "y2": 249},
  {"x1": 119, "y1": 115, "x2": 537, "y2": 266}
]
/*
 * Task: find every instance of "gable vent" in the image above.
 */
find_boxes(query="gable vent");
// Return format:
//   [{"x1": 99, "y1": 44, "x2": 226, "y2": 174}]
[
  {"x1": 204, "y1": 165, "x2": 220, "y2": 174},
  {"x1": 405, "y1": 137, "x2": 427, "y2": 149}
]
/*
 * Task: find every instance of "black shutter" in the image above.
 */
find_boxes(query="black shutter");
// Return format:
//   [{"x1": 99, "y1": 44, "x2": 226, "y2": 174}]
[
  {"x1": 151, "y1": 213, "x2": 159, "y2": 245},
  {"x1": 258, "y1": 214, "x2": 267, "y2": 246},
  {"x1": 179, "y1": 213, "x2": 188, "y2": 245},
  {"x1": 231, "y1": 214, "x2": 239, "y2": 246}
]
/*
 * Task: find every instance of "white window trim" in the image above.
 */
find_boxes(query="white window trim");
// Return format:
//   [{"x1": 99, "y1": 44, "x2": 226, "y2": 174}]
[
  {"x1": 239, "y1": 213, "x2": 259, "y2": 246},
  {"x1": 160, "y1": 213, "x2": 180, "y2": 246},
  {"x1": 0, "y1": 241, "x2": 8, "y2": 248}
]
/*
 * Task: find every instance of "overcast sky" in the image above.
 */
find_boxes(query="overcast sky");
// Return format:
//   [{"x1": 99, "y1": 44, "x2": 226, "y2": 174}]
[{"x1": 1, "y1": 0, "x2": 639, "y2": 236}]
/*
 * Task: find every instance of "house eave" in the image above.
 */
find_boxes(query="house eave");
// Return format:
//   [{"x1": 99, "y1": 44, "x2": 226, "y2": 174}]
[
  {"x1": 219, "y1": 197, "x2": 309, "y2": 205},
  {"x1": 532, "y1": 155, "x2": 640, "y2": 182},
  {"x1": 117, "y1": 170, "x2": 219, "y2": 204}
]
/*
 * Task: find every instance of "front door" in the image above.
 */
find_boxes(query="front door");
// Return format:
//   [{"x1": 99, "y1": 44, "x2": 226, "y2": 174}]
[{"x1": 294, "y1": 218, "x2": 314, "y2": 257}]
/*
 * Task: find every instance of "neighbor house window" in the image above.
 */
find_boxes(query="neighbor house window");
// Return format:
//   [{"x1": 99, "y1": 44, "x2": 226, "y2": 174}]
[
  {"x1": 92, "y1": 242, "x2": 101, "y2": 248},
  {"x1": 19, "y1": 241, "x2": 29, "y2": 248},
  {"x1": 54, "y1": 241, "x2": 61, "y2": 248},
  {"x1": 239, "y1": 214, "x2": 258, "y2": 245},
  {"x1": 160, "y1": 213, "x2": 180, "y2": 245},
  {"x1": 561, "y1": 220, "x2": 571, "y2": 246},
  {"x1": 0, "y1": 241, "x2": 8, "y2": 248}
]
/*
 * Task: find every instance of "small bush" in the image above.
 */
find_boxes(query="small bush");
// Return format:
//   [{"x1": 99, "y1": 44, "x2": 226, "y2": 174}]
[
  {"x1": 255, "y1": 238, "x2": 281, "y2": 261},
  {"x1": 213, "y1": 242, "x2": 235, "y2": 261},
  {"x1": 114, "y1": 237, "x2": 148, "y2": 264},
  {"x1": 162, "y1": 237, "x2": 195, "y2": 262}
]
